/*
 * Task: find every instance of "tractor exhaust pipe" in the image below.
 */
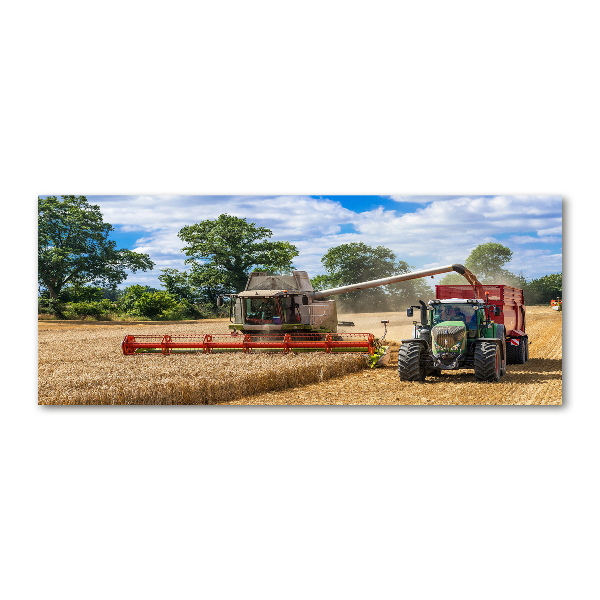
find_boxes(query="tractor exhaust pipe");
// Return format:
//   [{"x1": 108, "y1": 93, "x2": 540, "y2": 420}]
[
  {"x1": 419, "y1": 300, "x2": 428, "y2": 326},
  {"x1": 312, "y1": 264, "x2": 476, "y2": 299}
]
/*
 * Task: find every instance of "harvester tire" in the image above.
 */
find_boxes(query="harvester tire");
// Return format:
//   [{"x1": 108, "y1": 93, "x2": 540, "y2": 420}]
[
  {"x1": 474, "y1": 341, "x2": 501, "y2": 382},
  {"x1": 398, "y1": 342, "x2": 426, "y2": 382}
]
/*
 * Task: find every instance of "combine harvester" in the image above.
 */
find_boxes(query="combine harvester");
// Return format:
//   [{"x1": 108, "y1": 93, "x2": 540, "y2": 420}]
[{"x1": 122, "y1": 264, "x2": 482, "y2": 356}]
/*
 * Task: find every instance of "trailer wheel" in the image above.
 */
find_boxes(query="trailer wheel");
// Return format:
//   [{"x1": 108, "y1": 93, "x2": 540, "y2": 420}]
[
  {"x1": 524, "y1": 336, "x2": 529, "y2": 362},
  {"x1": 506, "y1": 337, "x2": 526, "y2": 365},
  {"x1": 496, "y1": 324, "x2": 507, "y2": 376},
  {"x1": 513, "y1": 337, "x2": 527, "y2": 364},
  {"x1": 474, "y1": 341, "x2": 501, "y2": 382},
  {"x1": 398, "y1": 342, "x2": 426, "y2": 382}
]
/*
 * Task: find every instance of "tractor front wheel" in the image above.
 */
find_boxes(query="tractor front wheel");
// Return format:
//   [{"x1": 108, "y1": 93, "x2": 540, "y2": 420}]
[
  {"x1": 474, "y1": 342, "x2": 501, "y2": 382},
  {"x1": 398, "y1": 342, "x2": 426, "y2": 382}
]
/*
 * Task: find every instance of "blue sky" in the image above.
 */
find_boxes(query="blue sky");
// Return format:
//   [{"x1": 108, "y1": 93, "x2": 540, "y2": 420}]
[{"x1": 76, "y1": 195, "x2": 562, "y2": 289}]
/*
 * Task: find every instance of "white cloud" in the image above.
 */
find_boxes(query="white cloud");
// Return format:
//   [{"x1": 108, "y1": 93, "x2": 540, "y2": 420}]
[
  {"x1": 92, "y1": 194, "x2": 562, "y2": 288},
  {"x1": 389, "y1": 195, "x2": 455, "y2": 203},
  {"x1": 536, "y1": 225, "x2": 563, "y2": 236},
  {"x1": 97, "y1": 195, "x2": 227, "y2": 232},
  {"x1": 507, "y1": 249, "x2": 562, "y2": 276},
  {"x1": 329, "y1": 196, "x2": 561, "y2": 269},
  {"x1": 508, "y1": 235, "x2": 562, "y2": 245},
  {"x1": 131, "y1": 229, "x2": 185, "y2": 256}
]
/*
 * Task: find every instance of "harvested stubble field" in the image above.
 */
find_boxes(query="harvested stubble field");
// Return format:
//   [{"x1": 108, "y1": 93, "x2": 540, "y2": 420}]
[
  {"x1": 227, "y1": 305, "x2": 562, "y2": 405},
  {"x1": 38, "y1": 306, "x2": 561, "y2": 405}
]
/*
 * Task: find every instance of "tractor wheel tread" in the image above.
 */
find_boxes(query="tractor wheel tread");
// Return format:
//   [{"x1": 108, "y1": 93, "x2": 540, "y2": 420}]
[
  {"x1": 474, "y1": 341, "x2": 501, "y2": 382},
  {"x1": 398, "y1": 342, "x2": 426, "y2": 382}
]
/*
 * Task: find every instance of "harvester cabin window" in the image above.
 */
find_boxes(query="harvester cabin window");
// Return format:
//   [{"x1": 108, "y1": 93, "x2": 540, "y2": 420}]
[
  {"x1": 245, "y1": 298, "x2": 275, "y2": 324},
  {"x1": 244, "y1": 297, "x2": 300, "y2": 324},
  {"x1": 432, "y1": 304, "x2": 478, "y2": 329}
]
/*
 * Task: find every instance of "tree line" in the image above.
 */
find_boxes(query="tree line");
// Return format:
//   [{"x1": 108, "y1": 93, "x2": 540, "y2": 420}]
[
  {"x1": 437, "y1": 242, "x2": 562, "y2": 305},
  {"x1": 38, "y1": 196, "x2": 562, "y2": 320}
]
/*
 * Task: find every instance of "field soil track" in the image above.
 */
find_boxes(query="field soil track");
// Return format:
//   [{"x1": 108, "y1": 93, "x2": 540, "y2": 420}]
[
  {"x1": 38, "y1": 306, "x2": 561, "y2": 405},
  {"x1": 227, "y1": 305, "x2": 562, "y2": 405}
]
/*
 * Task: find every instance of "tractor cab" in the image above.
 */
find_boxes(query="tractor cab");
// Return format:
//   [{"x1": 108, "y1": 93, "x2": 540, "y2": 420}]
[{"x1": 430, "y1": 300, "x2": 482, "y2": 334}]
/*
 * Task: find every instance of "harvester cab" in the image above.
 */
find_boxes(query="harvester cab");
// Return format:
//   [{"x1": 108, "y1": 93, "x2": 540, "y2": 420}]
[{"x1": 222, "y1": 271, "x2": 337, "y2": 334}]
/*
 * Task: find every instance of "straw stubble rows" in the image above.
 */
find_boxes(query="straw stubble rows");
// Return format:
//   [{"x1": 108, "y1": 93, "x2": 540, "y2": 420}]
[
  {"x1": 228, "y1": 306, "x2": 562, "y2": 405},
  {"x1": 38, "y1": 320, "x2": 365, "y2": 405},
  {"x1": 38, "y1": 306, "x2": 561, "y2": 405}
]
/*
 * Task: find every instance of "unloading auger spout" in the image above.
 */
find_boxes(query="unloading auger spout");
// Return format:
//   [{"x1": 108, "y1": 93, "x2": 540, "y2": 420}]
[{"x1": 311, "y1": 264, "x2": 484, "y2": 299}]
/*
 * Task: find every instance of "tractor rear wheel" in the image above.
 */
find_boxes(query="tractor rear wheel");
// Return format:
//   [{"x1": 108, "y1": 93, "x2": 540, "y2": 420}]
[
  {"x1": 474, "y1": 342, "x2": 501, "y2": 382},
  {"x1": 398, "y1": 342, "x2": 426, "y2": 382}
]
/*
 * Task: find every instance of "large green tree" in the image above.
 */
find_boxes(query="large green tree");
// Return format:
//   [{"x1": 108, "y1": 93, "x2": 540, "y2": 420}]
[
  {"x1": 439, "y1": 242, "x2": 515, "y2": 284},
  {"x1": 177, "y1": 214, "x2": 299, "y2": 301},
  {"x1": 158, "y1": 267, "x2": 218, "y2": 314},
  {"x1": 465, "y1": 242, "x2": 513, "y2": 281},
  {"x1": 312, "y1": 242, "x2": 432, "y2": 311},
  {"x1": 158, "y1": 268, "x2": 198, "y2": 304},
  {"x1": 436, "y1": 242, "x2": 562, "y2": 303},
  {"x1": 38, "y1": 196, "x2": 154, "y2": 316},
  {"x1": 523, "y1": 272, "x2": 562, "y2": 304}
]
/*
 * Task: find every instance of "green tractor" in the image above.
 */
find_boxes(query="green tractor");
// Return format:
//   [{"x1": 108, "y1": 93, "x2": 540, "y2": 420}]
[{"x1": 398, "y1": 299, "x2": 506, "y2": 382}]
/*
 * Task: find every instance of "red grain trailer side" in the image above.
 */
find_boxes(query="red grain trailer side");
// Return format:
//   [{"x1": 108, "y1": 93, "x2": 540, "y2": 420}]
[{"x1": 436, "y1": 284, "x2": 528, "y2": 363}]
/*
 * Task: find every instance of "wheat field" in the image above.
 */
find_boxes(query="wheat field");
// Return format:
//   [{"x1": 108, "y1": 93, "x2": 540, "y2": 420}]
[
  {"x1": 38, "y1": 306, "x2": 561, "y2": 405},
  {"x1": 38, "y1": 320, "x2": 366, "y2": 405}
]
